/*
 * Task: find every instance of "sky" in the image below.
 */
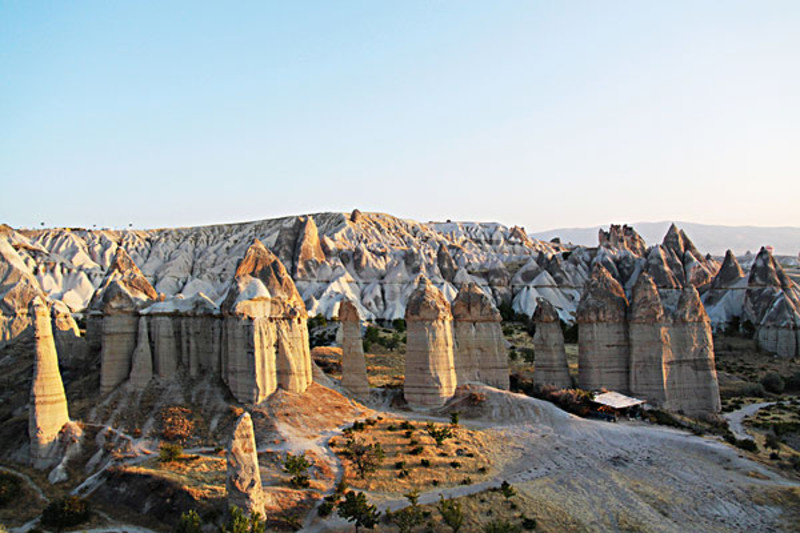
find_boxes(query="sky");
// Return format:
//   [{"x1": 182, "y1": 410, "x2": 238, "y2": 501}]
[{"x1": 1, "y1": 1, "x2": 799, "y2": 232}]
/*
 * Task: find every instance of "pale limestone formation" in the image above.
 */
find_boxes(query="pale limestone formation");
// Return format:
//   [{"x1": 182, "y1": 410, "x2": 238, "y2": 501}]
[
  {"x1": 338, "y1": 299, "x2": 369, "y2": 397},
  {"x1": 221, "y1": 239, "x2": 312, "y2": 404},
  {"x1": 129, "y1": 317, "x2": 153, "y2": 390},
  {"x1": 664, "y1": 287, "x2": 721, "y2": 415},
  {"x1": 0, "y1": 239, "x2": 46, "y2": 347},
  {"x1": 451, "y1": 282, "x2": 508, "y2": 389},
  {"x1": 28, "y1": 297, "x2": 70, "y2": 469},
  {"x1": 92, "y1": 248, "x2": 157, "y2": 395},
  {"x1": 532, "y1": 298, "x2": 571, "y2": 389},
  {"x1": 598, "y1": 224, "x2": 647, "y2": 257},
  {"x1": 404, "y1": 278, "x2": 457, "y2": 408},
  {"x1": 577, "y1": 266, "x2": 629, "y2": 392},
  {"x1": 226, "y1": 412, "x2": 266, "y2": 517},
  {"x1": 628, "y1": 273, "x2": 670, "y2": 405}
]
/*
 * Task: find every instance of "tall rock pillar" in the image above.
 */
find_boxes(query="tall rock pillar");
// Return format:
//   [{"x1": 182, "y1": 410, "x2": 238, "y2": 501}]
[
  {"x1": 404, "y1": 278, "x2": 457, "y2": 408},
  {"x1": 532, "y1": 298, "x2": 571, "y2": 389},
  {"x1": 628, "y1": 273, "x2": 670, "y2": 405},
  {"x1": 226, "y1": 412, "x2": 267, "y2": 517},
  {"x1": 339, "y1": 300, "x2": 370, "y2": 398}
]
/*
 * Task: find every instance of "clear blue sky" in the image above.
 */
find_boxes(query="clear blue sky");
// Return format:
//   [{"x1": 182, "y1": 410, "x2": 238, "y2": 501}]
[{"x1": 1, "y1": 1, "x2": 798, "y2": 231}]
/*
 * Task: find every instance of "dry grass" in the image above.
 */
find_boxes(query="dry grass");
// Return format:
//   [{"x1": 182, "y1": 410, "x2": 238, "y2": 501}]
[{"x1": 331, "y1": 417, "x2": 497, "y2": 494}]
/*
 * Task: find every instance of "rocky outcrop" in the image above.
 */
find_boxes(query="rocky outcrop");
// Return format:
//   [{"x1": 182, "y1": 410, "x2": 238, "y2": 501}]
[
  {"x1": 577, "y1": 266, "x2": 629, "y2": 392},
  {"x1": 151, "y1": 316, "x2": 178, "y2": 378},
  {"x1": 437, "y1": 244, "x2": 457, "y2": 283},
  {"x1": 221, "y1": 240, "x2": 312, "y2": 404},
  {"x1": 50, "y1": 300, "x2": 85, "y2": 365},
  {"x1": 274, "y1": 216, "x2": 327, "y2": 280},
  {"x1": 28, "y1": 297, "x2": 70, "y2": 469},
  {"x1": 0, "y1": 238, "x2": 46, "y2": 347},
  {"x1": 645, "y1": 246, "x2": 682, "y2": 290},
  {"x1": 404, "y1": 278, "x2": 457, "y2": 408},
  {"x1": 757, "y1": 294, "x2": 800, "y2": 358},
  {"x1": 129, "y1": 317, "x2": 153, "y2": 390},
  {"x1": 226, "y1": 412, "x2": 266, "y2": 517},
  {"x1": 598, "y1": 224, "x2": 647, "y2": 257},
  {"x1": 532, "y1": 298, "x2": 571, "y2": 389},
  {"x1": 664, "y1": 287, "x2": 721, "y2": 415},
  {"x1": 338, "y1": 299, "x2": 369, "y2": 398},
  {"x1": 628, "y1": 273, "x2": 670, "y2": 405},
  {"x1": 451, "y1": 282, "x2": 508, "y2": 389},
  {"x1": 702, "y1": 250, "x2": 748, "y2": 327}
]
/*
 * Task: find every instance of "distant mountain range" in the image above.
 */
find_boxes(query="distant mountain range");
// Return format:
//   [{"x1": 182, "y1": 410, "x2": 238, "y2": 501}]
[{"x1": 530, "y1": 221, "x2": 800, "y2": 256}]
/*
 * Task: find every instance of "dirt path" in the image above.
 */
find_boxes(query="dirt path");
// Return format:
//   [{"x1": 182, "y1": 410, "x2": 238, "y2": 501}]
[{"x1": 723, "y1": 401, "x2": 776, "y2": 441}]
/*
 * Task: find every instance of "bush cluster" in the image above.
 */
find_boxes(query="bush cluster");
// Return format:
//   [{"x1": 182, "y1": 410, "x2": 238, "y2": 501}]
[
  {"x1": 0, "y1": 472, "x2": 21, "y2": 507},
  {"x1": 42, "y1": 496, "x2": 91, "y2": 529}
]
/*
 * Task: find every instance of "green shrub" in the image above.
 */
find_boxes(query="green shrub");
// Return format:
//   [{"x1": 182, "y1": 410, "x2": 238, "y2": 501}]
[
  {"x1": 484, "y1": 519, "x2": 522, "y2": 533},
  {"x1": 426, "y1": 422, "x2": 454, "y2": 445},
  {"x1": 392, "y1": 319, "x2": 407, "y2": 333},
  {"x1": 437, "y1": 495, "x2": 464, "y2": 532},
  {"x1": 338, "y1": 491, "x2": 381, "y2": 531},
  {"x1": 317, "y1": 500, "x2": 335, "y2": 517},
  {"x1": 0, "y1": 473, "x2": 21, "y2": 506},
  {"x1": 174, "y1": 509, "x2": 202, "y2": 533},
  {"x1": 221, "y1": 506, "x2": 265, "y2": 533},
  {"x1": 41, "y1": 496, "x2": 91, "y2": 529},
  {"x1": 761, "y1": 372, "x2": 785, "y2": 394},
  {"x1": 283, "y1": 452, "x2": 311, "y2": 488},
  {"x1": 159, "y1": 442, "x2": 183, "y2": 462}
]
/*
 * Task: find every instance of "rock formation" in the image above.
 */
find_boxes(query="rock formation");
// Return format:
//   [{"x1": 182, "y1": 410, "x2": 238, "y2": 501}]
[
  {"x1": 577, "y1": 265, "x2": 630, "y2": 392},
  {"x1": 451, "y1": 282, "x2": 508, "y2": 389},
  {"x1": 221, "y1": 239, "x2": 312, "y2": 404},
  {"x1": 338, "y1": 299, "x2": 370, "y2": 398},
  {"x1": 226, "y1": 412, "x2": 266, "y2": 517},
  {"x1": 91, "y1": 247, "x2": 158, "y2": 395},
  {"x1": 28, "y1": 297, "x2": 70, "y2": 469},
  {"x1": 437, "y1": 244, "x2": 457, "y2": 283},
  {"x1": 0, "y1": 238, "x2": 46, "y2": 346},
  {"x1": 128, "y1": 316, "x2": 153, "y2": 390},
  {"x1": 532, "y1": 298, "x2": 571, "y2": 389},
  {"x1": 628, "y1": 273, "x2": 670, "y2": 405},
  {"x1": 598, "y1": 224, "x2": 647, "y2": 257},
  {"x1": 702, "y1": 250, "x2": 748, "y2": 327},
  {"x1": 664, "y1": 287, "x2": 721, "y2": 415},
  {"x1": 404, "y1": 278, "x2": 457, "y2": 408}
]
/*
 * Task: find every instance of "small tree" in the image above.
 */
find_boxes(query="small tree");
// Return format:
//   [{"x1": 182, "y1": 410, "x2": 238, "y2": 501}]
[
  {"x1": 338, "y1": 491, "x2": 381, "y2": 532},
  {"x1": 174, "y1": 509, "x2": 202, "y2": 533},
  {"x1": 221, "y1": 506, "x2": 265, "y2": 533},
  {"x1": 500, "y1": 480, "x2": 516, "y2": 501},
  {"x1": 450, "y1": 411, "x2": 460, "y2": 426},
  {"x1": 437, "y1": 495, "x2": 464, "y2": 533},
  {"x1": 484, "y1": 519, "x2": 522, "y2": 533},
  {"x1": 159, "y1": 442, "x2": 183, "y2": 462},
  {"x1": 387, "y1": 489, "x2": 424, "y2": 533},
  {"x1": 283, "y1": 452, "x2": 311, "y2": 488},
  {"x1": 426, "y1": 422, "x2": 453, "y2": 446},
  {"x1": 344, "y1": 437, "x2": 384, "y2": 478}
]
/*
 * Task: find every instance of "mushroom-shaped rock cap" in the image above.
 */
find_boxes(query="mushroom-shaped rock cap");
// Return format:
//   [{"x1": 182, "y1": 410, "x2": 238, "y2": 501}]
[
  {"x1": 29, "y1": 295, "x2": 50, "y2": 323},
  {"x1": 629, "y1": 272, "x2": 665, "y2": 323},
  {"x1": 451, "y1": 282, "x2": 501, "y2": 322},
  {"x1": 675, "y1": 286, "x2": 709, "y2": 323},
  {"x1": 532, "y1": 297, "x2": 559, "y2": 323},
  {"x1": 338, "y1": 299, "x2": 361, "y2": 323},
  {"x1": 711, "y1": 250, "x2": 745, "y2": 289},
  {"x1": 90, "y1": 247, "x2": 157, "y2": 311},
  {"x1": 576, "y1": 264, "x2": 628, "y2": 323},
  {"x1": 224, "y1": 239, "x2": 305, "y2": 310},
  {"x1": 405, "y1": 278, "x2": 452, "y2": 322}
]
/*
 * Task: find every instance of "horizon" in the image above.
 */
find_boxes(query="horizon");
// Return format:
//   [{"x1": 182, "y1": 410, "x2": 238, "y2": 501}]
[{"x1": 2, "y1": 2, "x2": 799, "y2": 230}]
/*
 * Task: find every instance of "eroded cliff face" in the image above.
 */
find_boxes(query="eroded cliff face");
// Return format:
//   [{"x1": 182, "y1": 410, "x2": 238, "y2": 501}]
[
  {"x1": 404, "y1": 278, "x2": 457, "y2": 408},
  {"x1": 665, "y1": 287, "x2": 721, "y2": 415},
  {"x1": 220, "y1": 239, "x2": 312, "y2": 403},
  {"x1": 28, "y1": 297, "x2": 70, "y2": 469},
  {"x1": 577, "y1": 266, "x2": 630, "y2": 392},
  {"x1": 338, "y1": 299, "x2": 369, "y2": 398},
  {"x1": 532, "y1": 298, "x2": 571, "y2": 389},
  {"x1": 451, "y1": 282, "x2": 508, "y2": 389}
]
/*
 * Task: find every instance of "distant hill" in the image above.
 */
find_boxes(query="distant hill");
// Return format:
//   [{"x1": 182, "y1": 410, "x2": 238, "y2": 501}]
[{"x1": 530, "y1": 221, "x2": 800, "y2": 256}]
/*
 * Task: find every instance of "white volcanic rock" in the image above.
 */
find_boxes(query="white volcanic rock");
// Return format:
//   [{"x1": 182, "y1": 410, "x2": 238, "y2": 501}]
[
  {"x1": 702, "y1": 250, "x2": 748, "y2": 327},
  {"x1": 0, "y1": 238, "x2": 46, "y2": 346},
  {"x1": 28, "y1": 297, "x2": 70, "y2": 469},
  {"x1": 644, "y1": 245, "x2": 682, "y2": 290},
  {"x1": 404, "y1": 278, "x2": 457, "y2": 408},
  {"x1": 221, "y1": 240, "x2": 312, "y2": 404},
  {"x1": 338, "y1": 299, "x2": 370, "y2": 398},
  {"x1": 664, "y1": 287, "x2": 721, "y2": 415},
  {"x1": 93, "y1": 248, "x2": 158, "y2": 395},
  {"x1": 226, "y1": 412, "x2": 267, "y2": 517},
  {"x1": 451, "y1": 282, "x2": 508, "y2": 389},
  {"x1": 532, "y1": 298, "x2": 571, "y2": 389},
  {"x1": 758, "y1": 294, "x2": 800, "y2": 358},
  {"x1": 129, "y1": 317, "x2": 153, "y2": 390},
  {"x1": 50, "y1": 300, "x2": 85, "y2": 365},
  {"x1": 577, "y1": 265, "x2": 630, "y2": 392},
  {"x1": 628, "y1": 273, "x2": 670, "y2": 405}
]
